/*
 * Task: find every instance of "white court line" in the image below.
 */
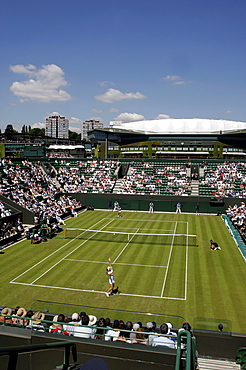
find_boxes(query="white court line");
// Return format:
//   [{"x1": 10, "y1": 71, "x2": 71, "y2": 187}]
[
  {"x1": 113, "y1": 228, "x2": 140, "y2": 263},
  {"x1": 10, "y1": 281, "x2": 185, "y2": 300},
  {"x1": 184, "y1": 223, "x2": 189, "y2": 300},
  {"x1": 105, "y1": 218, "x2": 188, "y2": 223},
  {"x1": 10, "y1": 216, "x2": 188, "y2": 301},
  {"x1": 30, "y1": 219, "x2": 115, "y2": 285},
  {"x1": 160, "y1": 221, "x2": 178, "y2": 298},
  {"x1": 65, "y1": 259, "x2": 167, "y2": 268},
  {"x1": 10, "y1": 218, "x2": 110, "y2": 284}
]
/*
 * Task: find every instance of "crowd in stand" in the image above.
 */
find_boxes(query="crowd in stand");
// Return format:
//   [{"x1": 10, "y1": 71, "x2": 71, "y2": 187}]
[
  {"x1": 117, "y1": 162, "x2": 191, "y2": 195},
  {"x1": 56, "y1": 160, "x2": 118, "y2": 193},
  {"x1": 0, "y1": 198, "x2": 26, "y2": 242},
  {"x1": 226, "y1": 202, "x2": 246, "y2": 240},
  {"x1": 1, "y1": 158, "x2": 246, "y2": 245},
  {"x1": 0, "y1": 160, "x2": 82, "y2": 225},
  {"x1": 0, "y1": 217, "x2": 25, "y2": 241},
  {"x1": 0, "y1": 306, "x2": 194, "y2": 349},
  {"x1": 200, "y1": 162, "x2": 246, "y2": 197}
]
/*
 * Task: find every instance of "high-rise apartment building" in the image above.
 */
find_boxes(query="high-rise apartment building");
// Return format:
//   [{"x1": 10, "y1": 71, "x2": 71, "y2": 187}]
[
  {"x1": 82, "y1": 119, "x2": 103, "y2": 140},
  {"x1": 45, "y1": 113, "x2": 69, "y2": 139}
]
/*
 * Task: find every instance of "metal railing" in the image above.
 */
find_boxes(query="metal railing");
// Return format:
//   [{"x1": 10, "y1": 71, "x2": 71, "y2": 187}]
[{"x1": 175, "y1": 330, "x2": 197, "y2": 370}]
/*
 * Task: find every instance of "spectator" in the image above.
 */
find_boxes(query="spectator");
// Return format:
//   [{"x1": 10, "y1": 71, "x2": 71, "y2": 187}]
[
  {"x1": 218, "y1": 323, "x2": 223, "y2": 331},
  {"x1": 105, "y1": 319, "x2": 120, "y2": 341},
  {"x1": 64, "y1": 313, "x2": 80, "y2": 336},
  {"x1": 95, "y1": 317, "x2": 107, "y2": 340},
  {"x1": 13, "y1": 307, "x2": 26, "y2": 325},
  {"x1": 27, "y1": 311, "x2": 46, "y2": 332},
  {"x1": 73, "y1": 314, "x2": 96, "y2": 339},
  {"x1": 0, "y1": 307, "x2": 13, "y2": 324},
  {"x1": 49, "y1": 314, "x2": 69, "y2": 335},
  {"x1": 152, "y1": 323, "x2": 176, "y2": 348},
  {"x1": 131, "y1": 328, "x2": 148, "y2": 345},
  {"x1": 166, "y1": 322, "x2": 177, "y2": 343}
]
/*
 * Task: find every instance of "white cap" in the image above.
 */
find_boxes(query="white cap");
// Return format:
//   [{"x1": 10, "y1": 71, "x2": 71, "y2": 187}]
[{"x1": 72, "y1": 313, "x2": 79, "y2": 320}]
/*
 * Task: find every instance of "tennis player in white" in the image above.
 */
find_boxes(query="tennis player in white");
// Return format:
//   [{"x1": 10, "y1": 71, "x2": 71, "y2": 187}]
[{"x1": 105, "y1": 258, "x2": 115, "y2": 297}]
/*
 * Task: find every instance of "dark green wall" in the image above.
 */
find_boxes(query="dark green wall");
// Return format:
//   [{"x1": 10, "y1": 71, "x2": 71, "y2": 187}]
[{"x1": 69, "y1": 193, "x2": 228, "y2": 214}]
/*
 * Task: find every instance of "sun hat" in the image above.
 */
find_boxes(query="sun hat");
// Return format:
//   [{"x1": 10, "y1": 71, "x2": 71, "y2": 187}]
[
  {"x1": 16, "y1": 308, "x2": 27, "y2": 317},
  {"x1": 89, "y1": 315, "x2": 97, "y2": 326},
  {"x1": 133, "y1": 323, "x2": 140, "y2": 331},
  {"x1": 146, "y1": 322, "x2": 153, "y2": 329},
  {"x1": 31, "y1": 311, "x2": 45, "y2": 324},
  {"x1": 1, "y1": 307, "x2": 12, "y2": 316},
  {"x1": 51, "y1": 315, "x2": 60, "y2": 328}
]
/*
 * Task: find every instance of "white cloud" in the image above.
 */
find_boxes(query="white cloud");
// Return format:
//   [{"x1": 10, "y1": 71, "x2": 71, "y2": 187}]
[
  {"x1": 108, "y1": 107, "x2": 119, "y2": 113},
  {"x1": 163, "y1": 75, "x2": 182, "y2": 81},
  {"x1": 9, "y1": 64, "x2": 72, "y2": 103},
  {"x1": 113, "y1": 112, "x2": 145, "y2": 122},
  {"x1": 86, "y1": 116, "x2": 104, "y2": 122},
  {"x1": 91, "y1": 107, "x2": 119, "y2": 114},
  {"x1": 162, "y1": 75, "x2": 192, "y2": 85},
  {"x1": 221, "y1": 110, "x2": 233, "y2": 114},
  {"x1": 69, "y1": 116, "x2": 84, "y2": 125},
  {"x1": 32, "y1": 122, "x2": 46, "y2": 129},
  {"x1": 91, "y1": 109, "x2": 103, "y2": 114},
  {"x1": 174, "y1": 80, "x2": 186, "y2": 85},
  {"x1": 155, "y1": 114, "x2": 171, "y2": 120},
  {"x1": 69, "y1": 116, "x2": 104, "y2": 128},
  {"x1": 95, "y1": 88, "x2": 146, "y2": 103},
  {"x1": 99, "y1": 81, "x2": 115, "y2": 87},
  {"x1": 69, "y1": 126, "x2": 82, "y2": 134}
]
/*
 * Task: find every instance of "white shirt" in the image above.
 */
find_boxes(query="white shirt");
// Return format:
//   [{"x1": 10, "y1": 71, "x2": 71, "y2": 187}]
[
  {"x1": 73, "y1": 325, "x2": 95, "y2": 339},
  {"x1": 152, "y1": 335, "x2": 176, "y2": 348}
]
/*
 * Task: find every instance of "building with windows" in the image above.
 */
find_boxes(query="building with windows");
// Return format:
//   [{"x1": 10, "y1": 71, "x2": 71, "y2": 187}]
[
  {"x1": 88, "y1": 117, "x2": 246, "y2": 159},
  {"x1": 45, "y1": 113, "x2": 69, "y2": 139},
  {"x1": 82, "y1": 119, "x2": 103, "y2": 140}
]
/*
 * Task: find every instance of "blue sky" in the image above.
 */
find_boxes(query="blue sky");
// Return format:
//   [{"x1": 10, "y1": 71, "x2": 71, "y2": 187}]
[{"x1": 1, "y1": 0, "x2": 246, "y2": 133}]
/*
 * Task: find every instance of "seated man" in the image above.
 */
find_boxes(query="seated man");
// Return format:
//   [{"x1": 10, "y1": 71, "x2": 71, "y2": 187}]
[
  {"x1": 73, "y1": 314, "x2": 96, "y2": 338},
  {"x1": 152, "y1": 323, "x2": 176, "y2": 348}
]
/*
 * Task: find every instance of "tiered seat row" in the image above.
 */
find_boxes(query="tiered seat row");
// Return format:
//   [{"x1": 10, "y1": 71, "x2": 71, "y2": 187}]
[
  {"x1": 55, "y1": 160, "x2": 118, "y2": 193},
  {"x1": 118, "y1": 161, "x2": 191, "y2": 195},
  {"x1": 0, "y1": 160, "x2": 81, "y2": 225},
  {"x1": 199, "y1": 162, "x2": 246, "y2": 197}
]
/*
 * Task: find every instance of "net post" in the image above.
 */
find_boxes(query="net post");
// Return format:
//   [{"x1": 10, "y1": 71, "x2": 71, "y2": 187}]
[
  {"x1": 64, "y1": 228, "x2": 67, "y2": 239},
  {"x1": 196, "y1": 235, "x2": 199, "y2": 247}
]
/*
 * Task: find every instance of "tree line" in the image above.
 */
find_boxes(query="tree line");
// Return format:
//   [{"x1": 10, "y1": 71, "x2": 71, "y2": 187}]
[{"x1": 3, "y1": 124, "x2": 83, "y2": 141}]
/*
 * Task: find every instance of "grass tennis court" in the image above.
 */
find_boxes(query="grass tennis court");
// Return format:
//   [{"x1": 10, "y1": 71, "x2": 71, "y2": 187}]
[{"x1": 1, "y1": 210, "x2": 246, "y2": 333}]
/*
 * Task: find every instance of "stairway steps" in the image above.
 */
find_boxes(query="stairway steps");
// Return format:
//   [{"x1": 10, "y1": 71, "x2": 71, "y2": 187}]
[{"x1": 198, "y1": 357, "x2": 240, "y2": 370}]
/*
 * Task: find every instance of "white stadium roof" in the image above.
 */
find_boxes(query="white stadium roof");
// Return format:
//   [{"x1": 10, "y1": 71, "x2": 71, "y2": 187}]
[{"x1": 109, "y1": 118, "x2": 246, "y2": 135}]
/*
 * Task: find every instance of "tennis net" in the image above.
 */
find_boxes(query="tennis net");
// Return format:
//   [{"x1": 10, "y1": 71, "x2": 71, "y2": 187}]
[{"x1": 64, "y1": 228, "x2": 198, "y2": 246}]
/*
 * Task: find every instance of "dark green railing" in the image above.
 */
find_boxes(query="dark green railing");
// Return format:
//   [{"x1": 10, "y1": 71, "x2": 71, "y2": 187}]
[
  {"x1": 0, "y1": 341, "x2": 77, "y2": 370},
  {"x1": 175, "y1": 330, "x2": 197, "y2": 370}
]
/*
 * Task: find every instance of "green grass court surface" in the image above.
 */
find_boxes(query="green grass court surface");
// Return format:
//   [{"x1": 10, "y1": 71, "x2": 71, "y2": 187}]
[{"x1": 1, "y1": 210, "x2": 245, "y2": 333}]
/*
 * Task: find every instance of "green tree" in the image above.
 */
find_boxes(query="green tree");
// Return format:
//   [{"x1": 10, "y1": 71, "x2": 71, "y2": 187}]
[
  {"x1": 29, "y1": 128, "x2": 45, "y2": 136},
  {"x1": 4, "y1": 124, "x2": 18, "y2": 134},
  {"x1": 69, "y1": 130, "x2": 81, "y2": 141}
]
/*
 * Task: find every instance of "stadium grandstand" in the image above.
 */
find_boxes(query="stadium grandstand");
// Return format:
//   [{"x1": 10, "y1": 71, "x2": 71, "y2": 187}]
[
  {"x1": 88, "y1": 117, "x2": 246, "y2": 160},
  {"x1": 0, "y1": 123, "x2": 245, "y2": 368}
]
